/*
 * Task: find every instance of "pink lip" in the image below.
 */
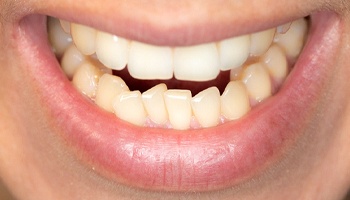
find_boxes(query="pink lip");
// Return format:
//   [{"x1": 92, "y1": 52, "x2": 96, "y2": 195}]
[{"x1": 15, "y1": 12, "x2": 342, "y2": 191}]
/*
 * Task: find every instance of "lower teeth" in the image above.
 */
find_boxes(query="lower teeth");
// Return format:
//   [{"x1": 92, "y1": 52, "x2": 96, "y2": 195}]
[{"x1": 48, "y1": 16, "x2": 308, "y2": 130}]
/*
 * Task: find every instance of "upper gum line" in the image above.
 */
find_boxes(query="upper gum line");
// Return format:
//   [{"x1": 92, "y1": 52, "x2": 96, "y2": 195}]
[{"x1": 48, "y1": 17, "x2": 308, "y2": 130}]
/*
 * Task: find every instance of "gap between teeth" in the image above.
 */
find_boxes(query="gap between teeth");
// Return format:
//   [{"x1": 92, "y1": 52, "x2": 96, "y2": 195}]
[{"x1": 48, "y1": 17, "x2": 308, "y2": 130}]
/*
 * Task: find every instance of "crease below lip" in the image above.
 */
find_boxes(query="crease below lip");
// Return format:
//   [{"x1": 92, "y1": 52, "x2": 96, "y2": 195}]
[{"x1": 14, "y1": 11, "x2": 342, "y2": 192}]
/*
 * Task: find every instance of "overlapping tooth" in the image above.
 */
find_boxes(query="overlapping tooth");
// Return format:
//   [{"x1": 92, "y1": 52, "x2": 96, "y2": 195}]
[
  {"x1": 261, "y1": 45, "x2": 288, "y2": 83},
  {"x1": 61, "y1": 45, "x2": 86, "y2": 79},
  {"x1": 250, "y1": 28, "x2": 276, "y2": 56},
  {"x1": 221, "y1": 81, "x2": 251, "y2": 120},
  {"x1": 59, "y1": 20, "x2": 71, "y2": 33},
  {"x1": 48, "y1": 18, "x2": 72, "y2": 57},
  {"x1": 230, "y1": 66, "x2": 243, "y2": 81},
  {"x1": 218, "y1": 35, "x2": 250, "y2": 71},
  {"x1": 95, "y1": 74, "x2": 130, "y2": 112},
  {"x1": 174, "y1": 43, "x2": 220, "y2": 81},
  {"x1": 95, "y1": 31, "x2": 129, "y2": 70},
  {"x1": 192, "y1": 87, "x2": 220, "y2": 127},
  {"x1": 241, "y1": 63, "x2": 272, "y2": 102},
  {"x1": 142, "y1": 84, "x2": 168, "y2": 124},
  {"x1": 113, "y1": 91, "x2": 147, "y2": 126},
  {"x1": 164, "y1": 90, "x2": 192, "y2": 130},
  {"x1": 128, "y1": 42, "x2": 173, "y2": 80},
  {"x1": 71, "y1": 23, "x2": 97, "y2": 55}
]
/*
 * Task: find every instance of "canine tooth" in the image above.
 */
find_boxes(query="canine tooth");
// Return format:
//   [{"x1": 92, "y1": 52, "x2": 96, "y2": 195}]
[
  {"x1": 261, "y1": 45, "x2": 288, "y2": 82},
  {"x1": 72, "y1": 61, "x2": 102, "y2": 98},
  {"x1": 250, "y1": 28, "x2": 276, "y2": 56},
  {"x1": 174, "y1": 43, "x2": 220, "y2": 81},
  {"x1": 218, "y1": 35, "x2": 250, "y2": 71},
  {"x1": 59, "y1": 20, "x2": 71, "y2": 33},
  {"x1": 61, "y1": 45, "x2": 86, "y2": 79},
  {"x1": 128, "y1": 42, "x2": 173, "y2": 80},
  {"x1": 113, "y1": 91, "x2": 147, "y2": 126},
  {"x1": 241, "y1": 63, "x2": 272, "y2": 102},
  {"x1": 230, "y1": 66, "x2": 243, "y2": 81},
  {"x1": 48, "y1": 18, "x2": 72, "y2": 57},
  {"x1": 142, "y1": 84, "x2": 168, "y2": 124},
  {"x1": 71, "y1": 23, "x2": 97, "y2": 55},
  {"x1": 221, "y1": 81, "x2": 250, "y2": 120},
  {"x1": 95, "y1": 31, "x2": 129, "y2": 70},
  {"x1": 164, "y1": 90, "x2": 192, "y2": 130},
  {"x1": 191, "y1": 87, "x2": 220, "y2": 127},
  {"x1": 95, "y1": 74, "x2": 129, "y2": 112}
]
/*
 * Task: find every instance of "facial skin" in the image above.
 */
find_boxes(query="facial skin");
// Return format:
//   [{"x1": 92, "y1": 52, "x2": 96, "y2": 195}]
[{"x1": 0, "y1": 0, "x2": 350, "y2": 199}]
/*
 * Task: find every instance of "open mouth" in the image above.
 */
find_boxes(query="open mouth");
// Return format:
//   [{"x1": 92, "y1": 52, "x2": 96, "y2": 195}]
[{"x1": 15, "y1": 10, "x2": 342, "y2": 192}]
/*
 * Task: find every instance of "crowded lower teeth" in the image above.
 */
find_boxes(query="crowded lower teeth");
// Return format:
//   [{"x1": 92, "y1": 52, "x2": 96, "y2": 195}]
[{"x1": 48, "y1": 17, "x2": 308, "y2": 130}]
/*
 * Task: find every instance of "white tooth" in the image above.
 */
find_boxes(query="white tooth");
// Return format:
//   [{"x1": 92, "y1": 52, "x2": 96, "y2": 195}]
[
  {"x1": 72, "y1": 61, "x2": 102, "y2": 98},
  {"x1": 48, "y1": 18, "x2": 72, "y2": 57},
  {"x1": 241, "y1": 63, "x2": 272, "y2": 102},
  {"x1": 164, "y1": 90, "x2": 192, "y2": 130},
  {"x1": 174, "y1": 43, "x2": 220, "y2": 81},
  {"x1": 59, "y1": 20, "x2": 71, "y2": 33},
  {"x1": 277, "y1": 22, "x2": 292, "y2": 34},
  {"x1": 113, "y1": 91, "x2": 147, "y2": 126},
  {"x1": 95, "y1": 74, "x2": 130, "y2": 112},
  {"x1": 221, "y1": 81, "x2": 251, "y2": 120},
  {"x1": 191, "y1": 87, "x2": 220, "y2": 127},
  {"x1": 218, "y1": 35, "x2": 250, "y2": 71},
  {"x1": 230, "y1": 66, "x2": 243, "y2": 81},
  {"x1": 261, "y1": 45, "x2": 288, "y2": 83},
  {"x1": 61, "y1": 45, "x2": 86, "y2": 79},
  {"x1": 71, "y1": 23, "x2": 97, "y2": 55},
  {"x1": 274, "y1": 18, "x2": 308, "y2": 59},
  {"x1": 95, "y1": 31, "x2": 129, "y2": 70},
  {"x1": 128, "y1": 42, "x2": 173, "y2": 80},
  {"x1": 250, "y1": 28, "x2": 276, "y2": 56},
  {"x1": 142, "y1": 84, "x2": 168, "y2": 124}
]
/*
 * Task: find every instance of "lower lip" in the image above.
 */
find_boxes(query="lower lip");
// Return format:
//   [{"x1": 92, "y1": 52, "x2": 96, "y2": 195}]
[{"x1": 16, "y1": 12, "x2": 341, "y2": 191}]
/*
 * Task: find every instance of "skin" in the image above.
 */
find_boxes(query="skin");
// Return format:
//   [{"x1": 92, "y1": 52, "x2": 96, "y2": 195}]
[{"x1": 0, "y1": 0, "x2": 350, "y2": 199}]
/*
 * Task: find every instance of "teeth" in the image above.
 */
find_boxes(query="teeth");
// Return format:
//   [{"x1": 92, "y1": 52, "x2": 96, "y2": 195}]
[
  {"x1": 218, "y1": 35, "x2": 250, "y2": 71},
  {"x1": 95, "y1": 31, "x2": 129, "y2": 70},
  {"x1": 230, "y1": 66, "x2": 244, "y2": 81},
  {"x1": 191, "y1": 87, "x2": 220, "y2": 127},
  {"x1": 173, "y1": 43, "x2": 220, "y2": 81},
  {"x1": 48, "y1": 18, "x2": 72, "y2": 57},
  {"x1": 250, "y1": 28, "x2": 276, "y2": 56},
  {"x1": 59, "y1": 20, "x2": 71, "y2": 33},
  {"x1": 164, "y1": 90, "x2": 192, "y2": 130},
  {"x1": 142, "y1": 84, "x2": 169, "y2": 124},
  {"x1": 71, "y1": 23, "x2": 97, "y2": 55},
  {"x1": 128, "y1": 42, "x2": 173, "y2": 80},
  {"x1": 61, "y1": 44, "x2": 86, "y2": 79},
  {"x1": 261, "y1": 45, "x2": 288, "y2": 83}
]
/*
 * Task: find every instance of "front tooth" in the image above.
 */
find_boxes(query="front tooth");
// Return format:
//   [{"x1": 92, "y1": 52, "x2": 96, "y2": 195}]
[
  {"x1": 72, "y1": 61, "x2": 102, "y2": 98},
  {"x1": 218, "y1": 35, "x2": 250, "y2": 71},
  {"x1": 191, "y1": 87, "x2": 220, "y2": 127},
  {"x1": 95, "y1": 31, "x2": 129, "y2": 70},
  {"x1": 48, "y1": 18, "x2": 72, "y2": 57},
  {"x1": 128, "y1": 42, "x2": 173, "y2": 80},
  {"x1": 174, "y1": 43, "x2": 220, "y2": 81},
  {"x1": 59, "y1": 20, "x2": 71, "y2": 33},
  {"x1": 113, "y1": 91, "x2": 147, "y2": 126},
  {"x1": 241, "y1": 63, "x2": 272, "y2": 102},
  {"x1": 142, "y1": 84, "x2": 168, "y2": 124},
  {"x1": 95, "y1": 74, "x2": 130, "y2": 112},
  {"x1": 164, "y1": 90, "x2": 192, "y2": 130},
  {"x1": 71, "y1": 23, "x2": 97, "y2": 55},
  {"x1": 61, "y1": 44, "x2": 86, "y2": 79},
  {"x1": 221, "y1": 81, "x2": 251, "y2": 120},
  {"x1": 261, "y1": 45, "x2": 288, "y2": 83},
  {"x1": 250, "y1": 28, "x2": 276, "y2": 56}
]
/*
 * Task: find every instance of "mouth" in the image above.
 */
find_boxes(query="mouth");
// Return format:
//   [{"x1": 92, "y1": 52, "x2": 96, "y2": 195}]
[{"x1": 14, "y1": 9, "x2": 342, "y2": 192}]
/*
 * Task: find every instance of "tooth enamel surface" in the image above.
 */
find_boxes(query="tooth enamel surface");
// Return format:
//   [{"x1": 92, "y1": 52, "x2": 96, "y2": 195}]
[
  {"x1": 221, "y1": 81, "x2": 251, "y2": 120},
  {"x1": 261, "y1": 45, "x2": 288, "y2": 82},
  {"x1": 164, "y1": 90, "x2": 192, "y2": 130},
  {"x1": 48, "y1": 18, "x2": 72, "y2": 57},
  {"x1": 95, "y1": 31, "x2": 129, "y2": 70},
  {"x1": 191, "y1": 87, "x2": 220, "y2": 127},
  {"x1": 61, "y1": 45, "x2": 86, "y2": 79},
  {"x1": 59, "y1": 19, "x2": 71, "y2": 33},
  {"x1": 142, "y1": 84, "x2": 169, "y2": 124},
  {"x1": 250, "y1": 28, "x2": 276, "y2": 56},
  {"x1": 230, "y1": 67, "x2": 244, "y2": 81},
  {"x1": 173, "y1": 43, "x2": 220, "y2": 81},
  {"x1": 71, "y1": 23, "x2": 97, "y2": 55},
  {"x1": 113, "y1": 91, "x2": 147, "y2": 126},
  {"x1": 128, "y1": 42, "x2": 173, "y2": 80},
  {"x1": 95, "y1": 74, "x2": 130, "y2": 112},
  {"x1": 218, "y1": 35, "x2": 250, "y2": 71},
  {"x1": 72, "y1": 61, "x2": 102, "y2": 98},
  {"x1": 242, "y1": 63, "x2": 272, "y2": 102}
]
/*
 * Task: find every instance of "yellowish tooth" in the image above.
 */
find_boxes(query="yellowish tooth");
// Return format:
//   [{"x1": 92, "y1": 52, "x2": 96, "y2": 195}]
[
  {"x1": 261, "y1": 45, "x2": 288, "y2": 83},
  {"x1": 59, "y1": 19, "x2": 71, "y2": 33},
  {"x1": 230, "y1": 66, "x2": 243, "y2": 81},
  {"x1": 61, "y1": 45, "x2": 86, "y2": 79},
  {"x1": 48, "y1": 18, "x2": 72, "y2": 57},
  {"x1": 95, "y1": 31, "x2": 129, "y2": 70},
  {"x1": 113, "y1": 91, "x2": 147, "y2": 126},
  {"x1": 221, "y1": 81, "x2": 251, "y2": 120},
  {"x1": 72, "y1": 61, "x2": 102, "y2": 98},
  {"x1": 191, "y1": 87, "x2": 220, "y2": 127},
  {"x1": 95, "y1": 74, "x2": 130, "y2": 112},
  {"x1": 250, "y1": 28, "x2": 276, "y2": 56},
  {"x1": 142, "y1": 84, "x2": 168, "y2": 125},
  {"x1": 71, "y1": 23, "x2": 97, "y2": 55},
  {"x1": 164, "y1": 90, "x2": 192, "y2": 130},
  {"x1": 241, "y1": 63, "x2": 272, "y2": 102}
]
